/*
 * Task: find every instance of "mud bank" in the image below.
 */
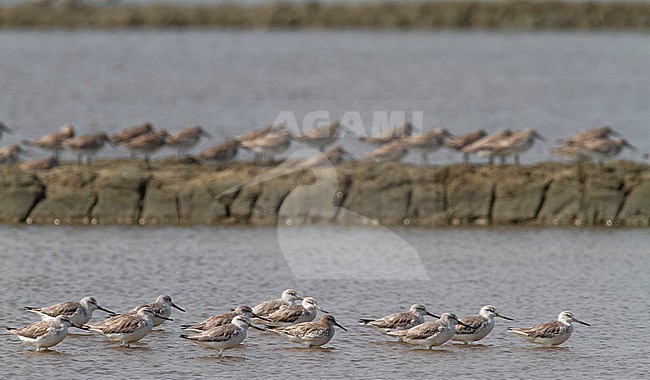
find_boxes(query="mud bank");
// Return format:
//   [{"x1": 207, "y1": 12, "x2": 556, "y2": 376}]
[
  {"x1": 0, "y1": 159, "x2": 648, "y2": 227},
  {"x1": 2, "y1": 1, "x2": 650, "y2": 30}
]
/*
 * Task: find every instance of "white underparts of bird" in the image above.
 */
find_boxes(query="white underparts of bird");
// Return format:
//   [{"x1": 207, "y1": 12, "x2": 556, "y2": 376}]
[
  {"x1": 179, "y1": 315, "x2": 263, "y2": 356},
  {"x1": 6, "y1": 315, "x2": 75, "y2": 351},
  {"x1": 507, "y1": 311, "x2": 589, "y2": 347}
]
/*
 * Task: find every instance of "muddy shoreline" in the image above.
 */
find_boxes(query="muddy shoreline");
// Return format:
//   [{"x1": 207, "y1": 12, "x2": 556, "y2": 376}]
[
  {"x1": 0, "y1": 159, "x2": 648, "y2": 227},
  {"x1": 2, "y1": 2, "x2": 650, "y2": 30}
]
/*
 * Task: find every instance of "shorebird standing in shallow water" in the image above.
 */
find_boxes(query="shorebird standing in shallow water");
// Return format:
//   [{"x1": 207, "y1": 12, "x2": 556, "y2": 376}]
[
  {"x1": 265, "y1": 297, "x2": 328, "y2": 327},
  {"x1": 359, "y1": 122, "x2": 413, "y2": 145},
  {"x1": 166, "y1": 126, "x2": 212, "y2": 157},
  {"x1": 22, "y1": 123, "x2": 75, "y2": 159},
  {"x1": 195, "y1": 139, "x2": 238, "y2": 168},
  {"x1": 112, "y1": 122, "x2": 154, "y2": 146},
  {"x1": 25, "y1": 296, "x2": 115, "y2": 327},
  {"x1": 508, "y1": 311, "x2": 589, "y2": 347},
  {"x1": 181, "y1": 305, "x2": 269, "y2": 333},
  {"x1": 359, "y1": 304, "x2": 439, "y2": 340},
  {"x1": 387, "y1": 313, "x2": 474, "y2": 349},
  {"x1": 123, "y1": 130, "x2": 168, "y2": 164},
  {"x1": 147, "y1": 295, "x2": 185, "y2": 327},
  {"x1": 292, "y1": 121, "x2": 345, "y2": 152},
  {"x1": 6, "y1": 315, "x2": 75, "y2": 351},
  {"x1": 64, "y1": 132, "x2": 115, "y2": 164},
  {"x1": 91, "y1": 304, "x2": 149, "y2": 328},
  {"x1": 445, "y1": 129, "x2": 487, "y2": 165},
  {"x1": 86, "y1": 305, "x2": 171, "y2": 347},
  {"x1": 401, "y1": 128, "x2": 453, "y2": 165},
  {"x1": 267, "y1": 314, "x2": 347, "y2": 348},
  {"x1": 180, "y1": 315, "x2": 263, "y2": 356},
  {"x1": 252, "y1": 289, "x2": 304, "y2": 320},
  {"x1": 452, "y1": 305, "x2": 514, "y2": 344},
  {"x1": 364, "y1": 140, "x2": 409, "y2": 162},
  {"x1": 0, "y1": 144, "x2": 27, "y2": 164}
]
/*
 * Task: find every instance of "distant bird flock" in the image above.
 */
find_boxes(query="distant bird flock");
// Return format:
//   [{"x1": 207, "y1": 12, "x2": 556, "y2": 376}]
[
  {"x1": 4, "y1": 290, "x2": 589, "y2": 354},
  {"x1": 0, "y1": 119, "x2": 641, "y2": 171}
]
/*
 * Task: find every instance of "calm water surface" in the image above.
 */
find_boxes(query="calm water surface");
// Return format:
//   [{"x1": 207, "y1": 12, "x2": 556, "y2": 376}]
[
  {"x1": 0, "y1": 226, "x2": 647, "y2": 378},
  {"x1": 0, "y1": 30, "x2": 649, "y2": 163}
]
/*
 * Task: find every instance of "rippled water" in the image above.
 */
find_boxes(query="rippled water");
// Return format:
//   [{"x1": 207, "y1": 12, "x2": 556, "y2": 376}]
[
  {"x1": 0, "y1": 225, "x2": 647, "y2": 378},
  {"x1": 0, "y1": 28, "x2": 648, "y2": 377},
  {"x1": 0, "y1": 30, "x2": 649, "y2": 164}
]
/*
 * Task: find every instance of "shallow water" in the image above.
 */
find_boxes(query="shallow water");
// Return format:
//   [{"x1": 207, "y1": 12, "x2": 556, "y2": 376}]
[
  {"x1": 0, "y1": 30, "x2": 648, "y2": 164},
  {"x1": 0, "y1": 225, "x2": 647, "y2": 378}
]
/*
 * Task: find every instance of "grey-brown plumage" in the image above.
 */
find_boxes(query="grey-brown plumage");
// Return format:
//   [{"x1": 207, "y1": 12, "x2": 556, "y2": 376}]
[
  {"x1": 22, "y1": 123, "x2": 75, "y2": 159},
  {"x1": 493, "y1": 128, "x2": 544, "y2": 164},
  {"x1": 445, "y1": 129, "x2": 487, "y2": 164},
  {"x1": 86, "y1": 306, "x2": 169, "y2": 346},
  {"x1": 252, "y1": 289, "x2": 303, "y2": 319},
  {"x1": 90, "y1": 305, "x2": 147, "y2": 330},
  {"x1": 364, "y1": 140, "x2": 408, "y2": 162},
  {"x1": 181, "y1": 305, "x2": 259, "y2": 332},
  {"x1": 91, "y1": 314, "x2": 145, "y2": 335},
  {"x1": 239, "y1": 130, "x2": 291, "y2": 164},
  {"x1": 234, "y1": 124, "x2": 283, "y2": 144},
  {"x1": 452, "y1": 305, "x2": 514, "y2": 344},
  {"x1": 578, "y1": 137, "x2": 635, "y2": 166},
  {"x1": 359, "y1": 304, "x2": 437, "y2": 337},
  {"x1": 462, "y1": 129, "x2": 513, "y2": 165},
  {"x1": 508, "y1": 311, "x2": 589, "y2": 347},
  {"x1": 387, "y1": 313, "x2": 470, "y2": 349},
  {"x1": 359, "y1": 122, "x2": 413, "y2": 145},
  {"x1": 8, "y1": 320, "x2": 51, "y2": 340},
  {"x1": 19, "y1": 156, "x2": 57, "y2": 171},
  {"x1": 186, "y1": 313, "x2": 239, "y2": 332},
  {"x1": 112, "y1": 123, "x2": 154, "y2": 145},
  {"x1": 298, "y1": 146, "x2": 351, "y2": 167},
  {"x1": 25, "y1": 296, "x2": 114, "y2": 327},
  {"x1": 185, "y1": 323, "x2": 241, "y2": 343},
  {"x1": 195, "y1": 139, "x2": 238, "y2": 167},
  {"x1": 166, "y1": 126, "x2": 211, "y2": 156},
  {"x1": 454, "y1": 315, "x2": 485, "y2": 335},
  {"x1": 123, "y1": 130, "x2": 168, "y2": 163},
  {"x1": 179, "y1": 315, "x2": 256, "y2": 356},
  {"x1": 28, "y1": 302, "x2": 80, "y2": 318},
  {"x1": 516, "y1": 321, "x2": 567, "y2": 339},
  {"x1": 364, "y1": 312, "x2": 417, "y2": 329},
  {"x1": 551, "y1": 126, "x2": 630, "y2": 167},
  {"x1": 0, "y1": 144, "x2": 26, "y2": 164},
  {"x1": 550, "y1": 144, "x2": 588, "y2": 162},
  {"x1": 265, "y1": 297, "x2": 327, "y2": 326},
  {"x1": 268, "y1": 314, "x2": 347, "y2": 348},
  {"x1": 64, "y1": 132, "x2": 114, "y2": 164},
  {"x1": 293, "y1": 122, "x2": 343, "y2": 152},
  {"x1": 253, "y1": 300, "x2": 286, "y2": 318},
  {"x1": 147, "y1": 294, "x2": 185, "y2": 327},
  {"x1": 401, "y1": 128, "x2": 453, "y2": 164},
  {"x1": 558, "y1": 126, "x2": 619, "y2": 145},
  {"x1": 6, "y1": 315, "x2": 74, "y2": 351}
]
